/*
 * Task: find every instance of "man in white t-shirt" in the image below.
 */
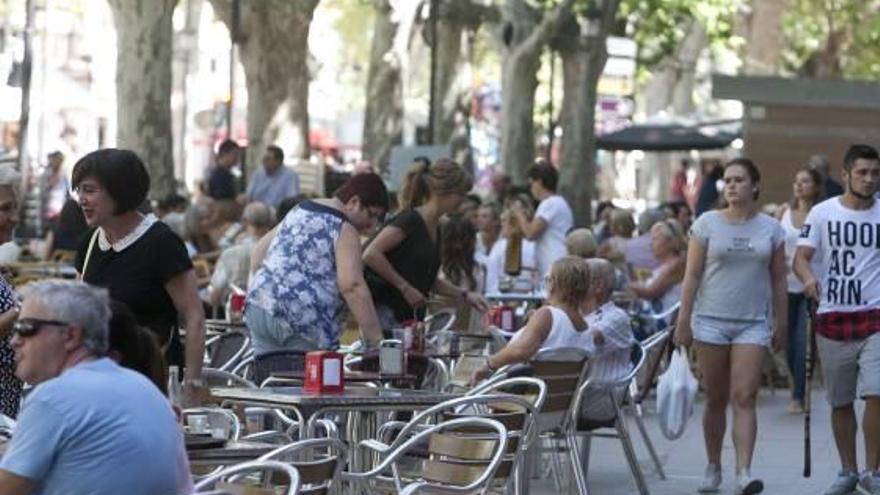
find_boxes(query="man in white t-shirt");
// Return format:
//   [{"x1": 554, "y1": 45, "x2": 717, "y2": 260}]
[
  {"x1": 513, "y1": 162, "x2": 574, "y2": 279},
  {"x1": 795, "y1": 144, "x2": 880, "y2": 495}
]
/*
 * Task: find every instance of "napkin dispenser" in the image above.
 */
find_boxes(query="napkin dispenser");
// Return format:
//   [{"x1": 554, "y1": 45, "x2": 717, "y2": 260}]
[
  {"x1": 304, "y1": 351, "x2": 344, "y2": 394},
  {"x1": 491, "y1": 305, "x2": 515, "y2": 332},
  {"x1": 379, "y1": 339, "x2": 405, "y2": 375},
  {"x1": 226, "y1": 292, "x2": 246, "y2": 323}
]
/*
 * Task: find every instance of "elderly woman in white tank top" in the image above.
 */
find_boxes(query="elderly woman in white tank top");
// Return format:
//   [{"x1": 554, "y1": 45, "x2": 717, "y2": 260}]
[
  {"x1": 470, "y1": 257, "x2": 594, "y2": 384},
  {"x1": 776, "y1": 167, "x2": 823, "y2": 414}
]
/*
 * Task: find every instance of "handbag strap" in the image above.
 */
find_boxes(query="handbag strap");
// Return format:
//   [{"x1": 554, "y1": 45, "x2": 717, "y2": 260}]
[{"x1": 78, "y1": 229, "x2": 100, "y2": 281}]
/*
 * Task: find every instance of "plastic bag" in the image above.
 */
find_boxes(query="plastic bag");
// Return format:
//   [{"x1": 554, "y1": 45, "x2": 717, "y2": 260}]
[{"x1": 656, "y1": 347, "x2": 698, "y2": 440}]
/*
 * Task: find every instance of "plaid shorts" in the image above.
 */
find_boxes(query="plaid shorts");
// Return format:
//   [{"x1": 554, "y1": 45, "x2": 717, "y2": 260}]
[{"x1": 814, "y1": 309, "x2": 880, "y2": 341}]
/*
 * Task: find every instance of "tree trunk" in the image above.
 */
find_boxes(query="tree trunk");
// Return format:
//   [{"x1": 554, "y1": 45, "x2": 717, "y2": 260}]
[
  {"x1": 432, "y1": 16, "x2": 465, "y2": 145},
  {"x1": 556, "y1": 0, "x2": 621, "y2": 227},
  {"x1": 499, "y1": 0, "x2": 572, "y2": 185},
  {"x1": 639, "y1": 19, "x2": 707, "y2": 202},
  {"x1": 107, "y1": 0, "x2": 177, "y2": 200},
  {"x1": 430, "y1": 0, "x2": 499, "y2": 146},
  {"x1": 643, "y1": 19, "x2": 708, "y2": 116},
  {"x1": 362, "y1": 0, "x2": 403, "y2": 175},
  {"x1": 210, "y1": 0, "x2": 319, "y2": 171},
  {"x1": 740, "y1": 0, "x2": 790, "y2": 75}
]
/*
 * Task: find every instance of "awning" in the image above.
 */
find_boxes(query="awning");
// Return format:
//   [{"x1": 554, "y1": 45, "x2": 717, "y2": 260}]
[{"x1": 597, "y1": 121, "x2": 740, "y2": 151}]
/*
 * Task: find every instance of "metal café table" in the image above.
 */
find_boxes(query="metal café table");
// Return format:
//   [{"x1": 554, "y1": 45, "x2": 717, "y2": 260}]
[
  {"x1": 270, "y1": 370, "x2": 418, "y2": 386},
  {"x1": 211, "y1": 386, "x2": 459, "y2": 472},
  {"x1": 7, "y1": 262, "x2": 78, "y2": 279},
  {"x1": 187, "y1": 439, "x2": 277, "y2": 467},
  {"x1": 485, "y1": 290, "x2": 547, "y2": 304}
]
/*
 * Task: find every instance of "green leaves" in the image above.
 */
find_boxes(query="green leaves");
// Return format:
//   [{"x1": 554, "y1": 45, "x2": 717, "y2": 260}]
[
  {"x1": 782, "y1": 0, "x2": 880, "y2": 78},
  {"x1": 619, "y1": 0, "x2": 742, "y2": 70}
]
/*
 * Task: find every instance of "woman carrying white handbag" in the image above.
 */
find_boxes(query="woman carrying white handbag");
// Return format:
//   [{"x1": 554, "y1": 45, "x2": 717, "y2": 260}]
[{"x1": 674, "y1": 158, "x2": 788, "y2": 495}]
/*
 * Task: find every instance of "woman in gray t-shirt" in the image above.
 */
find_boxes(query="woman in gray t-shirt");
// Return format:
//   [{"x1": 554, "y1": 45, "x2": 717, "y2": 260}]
[{"x1": 674, "y1": 158, "x2": 787, "y2": 495}]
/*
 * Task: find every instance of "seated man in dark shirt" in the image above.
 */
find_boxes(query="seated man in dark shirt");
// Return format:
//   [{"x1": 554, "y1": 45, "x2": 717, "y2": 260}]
[{"x1": 207, "y1": 139, "x2": 240, "y2": 200}]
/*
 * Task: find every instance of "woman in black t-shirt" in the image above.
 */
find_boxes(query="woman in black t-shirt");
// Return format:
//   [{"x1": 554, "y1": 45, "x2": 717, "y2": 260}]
[
  {"x1": 72, "y1": 149, "x2": 205, "y2": 404},
  {"x1": 364, "y1": 158, "x2": 488, "y2": 327}
]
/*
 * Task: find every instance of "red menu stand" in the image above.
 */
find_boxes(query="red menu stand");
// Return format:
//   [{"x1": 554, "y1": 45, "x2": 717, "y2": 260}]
[{"x1": 303, "y1": 351, "x2": 344, "y2": 394}]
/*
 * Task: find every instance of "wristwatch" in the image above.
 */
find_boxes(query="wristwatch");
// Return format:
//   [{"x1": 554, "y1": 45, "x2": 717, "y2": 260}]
[{"x1": 183, "y1": 378, "x2": 205, "y2": 388}]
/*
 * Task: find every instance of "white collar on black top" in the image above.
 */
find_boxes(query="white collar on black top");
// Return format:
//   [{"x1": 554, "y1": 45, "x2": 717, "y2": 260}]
[{"x1": 97, "y1": 214, "x2": 158, "y2": 252}]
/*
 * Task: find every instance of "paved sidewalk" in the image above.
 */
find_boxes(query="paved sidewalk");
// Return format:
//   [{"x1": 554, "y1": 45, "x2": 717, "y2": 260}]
[{"x1": 532, "y1": 386, "x2": 868, "y2": 494}]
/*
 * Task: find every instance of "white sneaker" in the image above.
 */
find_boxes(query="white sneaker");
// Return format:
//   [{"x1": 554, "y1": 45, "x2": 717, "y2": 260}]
[
  {"x1": 697, "y1": 464, "x2": 722, "y2": 493},
  {"x1": 735, "y1": 471, "x2": 764, "y2": 495},
  {"x1": 860, "y1": 471, "x2": 880, "y2": 495},
  {"x1": 824, "y1": 470, "x2": 858, "y2": 495}
]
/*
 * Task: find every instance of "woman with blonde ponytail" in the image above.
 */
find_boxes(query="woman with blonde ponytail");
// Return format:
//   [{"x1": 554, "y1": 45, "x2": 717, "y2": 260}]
[{"x1": 364, "y1": 158, "x2": 489, "y2": 327}]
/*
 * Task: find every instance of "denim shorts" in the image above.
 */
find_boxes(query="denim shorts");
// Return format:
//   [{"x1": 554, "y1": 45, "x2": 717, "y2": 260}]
[
  {"x1": 245, "y1": 305, "x2": 318, "y2": 356},
  {"x1": 692, "y1": 314, "x2": 771, "y2": 347}
]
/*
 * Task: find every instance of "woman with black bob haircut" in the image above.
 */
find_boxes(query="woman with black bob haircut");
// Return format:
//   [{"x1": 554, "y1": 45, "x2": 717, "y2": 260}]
[{"x1": 73, "y1": 148, "x2": 206, "y2": 405}]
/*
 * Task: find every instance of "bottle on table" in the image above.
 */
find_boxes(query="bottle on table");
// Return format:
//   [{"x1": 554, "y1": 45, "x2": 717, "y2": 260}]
[{"x1": 168, "y1": 365, "x2": 182, "y2": 409}]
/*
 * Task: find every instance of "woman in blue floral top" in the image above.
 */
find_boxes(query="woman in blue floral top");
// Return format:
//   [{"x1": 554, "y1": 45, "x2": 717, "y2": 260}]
[{"x1": 247, "y1": 174, "x2": 388, "y2": 382}]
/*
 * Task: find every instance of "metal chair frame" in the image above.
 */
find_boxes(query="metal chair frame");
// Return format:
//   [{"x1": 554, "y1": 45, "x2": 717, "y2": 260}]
[
  {"x1": 342, "y1": 417, "x2": 509, "y2": 495},
  {"x1": 567, "y1": 343, "x2": 657, "y2": 495},
  {"x1": 258, "y1": 437, "x2": 348, "y2": 495},
  {"x1": 205, "y1": 330, "x2": 251, "y2": 372},
  {"x1": 183, "y1": 407, "x2": 242, "y2": 441},
  {"x1": 192, "y1": 459, "x2": 300, "y2": 495}
]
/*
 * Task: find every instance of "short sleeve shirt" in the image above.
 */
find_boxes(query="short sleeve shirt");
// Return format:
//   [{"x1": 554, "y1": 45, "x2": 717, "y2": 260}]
[
  {"x1": 209, "y1": 237, "x2": 256, "y2": 302},
  {"x1": 366, "y1": 209, "x2": 441, "y2": 323},
  {"x1": 797, "y1": 197, "x2": 880, "y2": 314},
  {"x1": 534, "y1": 195, "x2": 574, "y2": 279},
  {"x1": 483, "y1": 237, "x2": 537, "y2": 294},
  {"x1": 246, "y1": 167, "x2": 300, "y2": 208},
  {"x1": 207, "y1": 166, "x2": 236, "y2": 200},
  {"x1": 690, "y1": 211, "x2": 784, "y2": 321},
  {"x1": 0, "y1": 359, "x2": 186, "y2": 495},
  {"x1": 75, "y1": 219, "x2": 192, "y2": 357}
]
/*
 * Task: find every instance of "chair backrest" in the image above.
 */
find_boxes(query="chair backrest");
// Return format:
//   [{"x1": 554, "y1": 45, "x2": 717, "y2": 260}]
[
  {"x1": 414, "y1": 418, "x2": 509, "y2": 490},
  {"x1": 571, "y1": 342, "x2": 648, "y2": 426},
  {"x1": 634, "y1": 327, "x2": 672, "y2": 403},
  {"x1": 446, "y1": 355, "x2": 492, "y2": 391},
  {"x1": 183, "y1": 407, "x2": 242, "y2": 441},
  {"x1": 207, "y1": 331, "x2": 250, "y2": 371},
  {"x1": 530, "y1": 347, "x2": 590, "y2": 414},
  {"x1": 203, "y1": 368, "x2": 257, "y2": 389},
  {"x1": 192, "y1": 460, "x2": 300, "y2": 495},
  {"x1": 388, "y1": 393, "x2": 536, "y2": 487},
  {"x1": 463, "y1": 377, "x2": 546, "y2": 481},
  {"x1": 230, "y1": 355, "x2": 255, "y2": 382},
  {"x1": 258, "y1": 438, "x2": 347, "y2": 495},
  {"x1": 344, "y1": 417, "x2": 508, "y2": 493},
  {"x1": 425, "y1": 309, "x2": 457, "y2": 334}
]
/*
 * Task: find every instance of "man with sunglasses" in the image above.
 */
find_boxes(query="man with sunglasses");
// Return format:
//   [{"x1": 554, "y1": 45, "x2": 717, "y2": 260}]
[{"x1": 0, "y1": 280, "x2": 190, "y2": 495}]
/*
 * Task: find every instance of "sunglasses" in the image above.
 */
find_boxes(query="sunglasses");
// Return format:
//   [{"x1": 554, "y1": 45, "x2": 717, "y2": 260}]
[{"x1": 13, "y1": 318, "x2": 70, "y2": 338}]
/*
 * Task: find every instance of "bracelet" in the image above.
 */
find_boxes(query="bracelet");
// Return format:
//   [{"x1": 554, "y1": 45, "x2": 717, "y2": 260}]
[
  {"x1": 485, "y1": 357, "x2": 496, "y2": 373},
  {"x1": 183, "y1": 378, "x2": 205, "y2": 387}
]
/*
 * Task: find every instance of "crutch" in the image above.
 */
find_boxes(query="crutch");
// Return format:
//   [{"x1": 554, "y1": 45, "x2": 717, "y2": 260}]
[{"x1": 803, "y1": 299, "x2": 817, "y2": 478}]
